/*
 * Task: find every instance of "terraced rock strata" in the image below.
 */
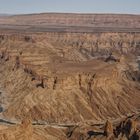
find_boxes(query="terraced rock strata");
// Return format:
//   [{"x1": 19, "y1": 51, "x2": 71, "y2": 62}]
[{"x1": 0, "y1": 13, "x2": 140, "y2": 140}]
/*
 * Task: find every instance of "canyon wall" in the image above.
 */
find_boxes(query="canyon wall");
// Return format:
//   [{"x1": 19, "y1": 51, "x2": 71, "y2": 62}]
[
  {"x1": 0, "y1": 13, "x2": 140, "y2": 140},
  {"x1": 0, "y1": 32, "x2": 139, "y2": 123}
]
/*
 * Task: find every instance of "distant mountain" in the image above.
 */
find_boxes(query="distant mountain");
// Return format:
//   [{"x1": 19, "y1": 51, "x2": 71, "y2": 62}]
[
  {"x1": 0, "y1": 13, "x2": 139, "y2": 33},
  {"x1": 0, "y1": 13, "x2": 11, "y2": 17}
]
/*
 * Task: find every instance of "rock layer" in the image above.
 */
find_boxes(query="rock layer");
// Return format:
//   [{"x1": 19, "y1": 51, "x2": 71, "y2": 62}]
[{"x1": 0, "y1": 13, "x2": 140, "y2": 140}]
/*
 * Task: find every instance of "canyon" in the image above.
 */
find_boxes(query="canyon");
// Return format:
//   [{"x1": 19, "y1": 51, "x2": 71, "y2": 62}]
[{"x1": 0, "y1": 13, "x2": 140, "y2": 140}]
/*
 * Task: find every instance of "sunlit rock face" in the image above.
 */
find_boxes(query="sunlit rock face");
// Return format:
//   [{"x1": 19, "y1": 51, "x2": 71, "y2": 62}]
[{"x1": 0, "y1": 13, "x2": 140, "y2": 140}]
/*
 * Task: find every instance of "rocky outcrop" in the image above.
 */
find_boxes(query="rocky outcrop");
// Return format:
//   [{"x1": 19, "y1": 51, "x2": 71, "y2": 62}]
[
  {"x1": 0, "y1": 32, "x2": 139, "y2": 123},
  {"x1": 0, "y1": 14, "x2": 140, "y2": 139}
]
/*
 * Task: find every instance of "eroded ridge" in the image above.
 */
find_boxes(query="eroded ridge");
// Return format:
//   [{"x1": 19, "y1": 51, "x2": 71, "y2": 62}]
[{"x1": 0, "y1": 13, "x2": 140, "y2": 140}]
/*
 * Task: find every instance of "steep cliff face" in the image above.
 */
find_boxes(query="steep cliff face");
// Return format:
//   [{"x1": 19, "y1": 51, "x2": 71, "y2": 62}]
[
  {"x1": 0, "y1": 32, "x2": 140, "y2": 123},
  {"x1": 0, "y1": 26, "x2": 140, "y2": 140}
]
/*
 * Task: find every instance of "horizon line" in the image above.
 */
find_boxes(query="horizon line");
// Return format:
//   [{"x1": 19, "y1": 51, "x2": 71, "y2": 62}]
[{"x1": 1, "y1": 11, "x2": 140, "y2": 16}]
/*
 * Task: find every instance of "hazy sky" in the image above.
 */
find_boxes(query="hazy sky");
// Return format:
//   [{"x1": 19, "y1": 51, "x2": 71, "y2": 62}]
[{"x1": 0, "y1": 0, "x2": 140, "y2": 14}]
